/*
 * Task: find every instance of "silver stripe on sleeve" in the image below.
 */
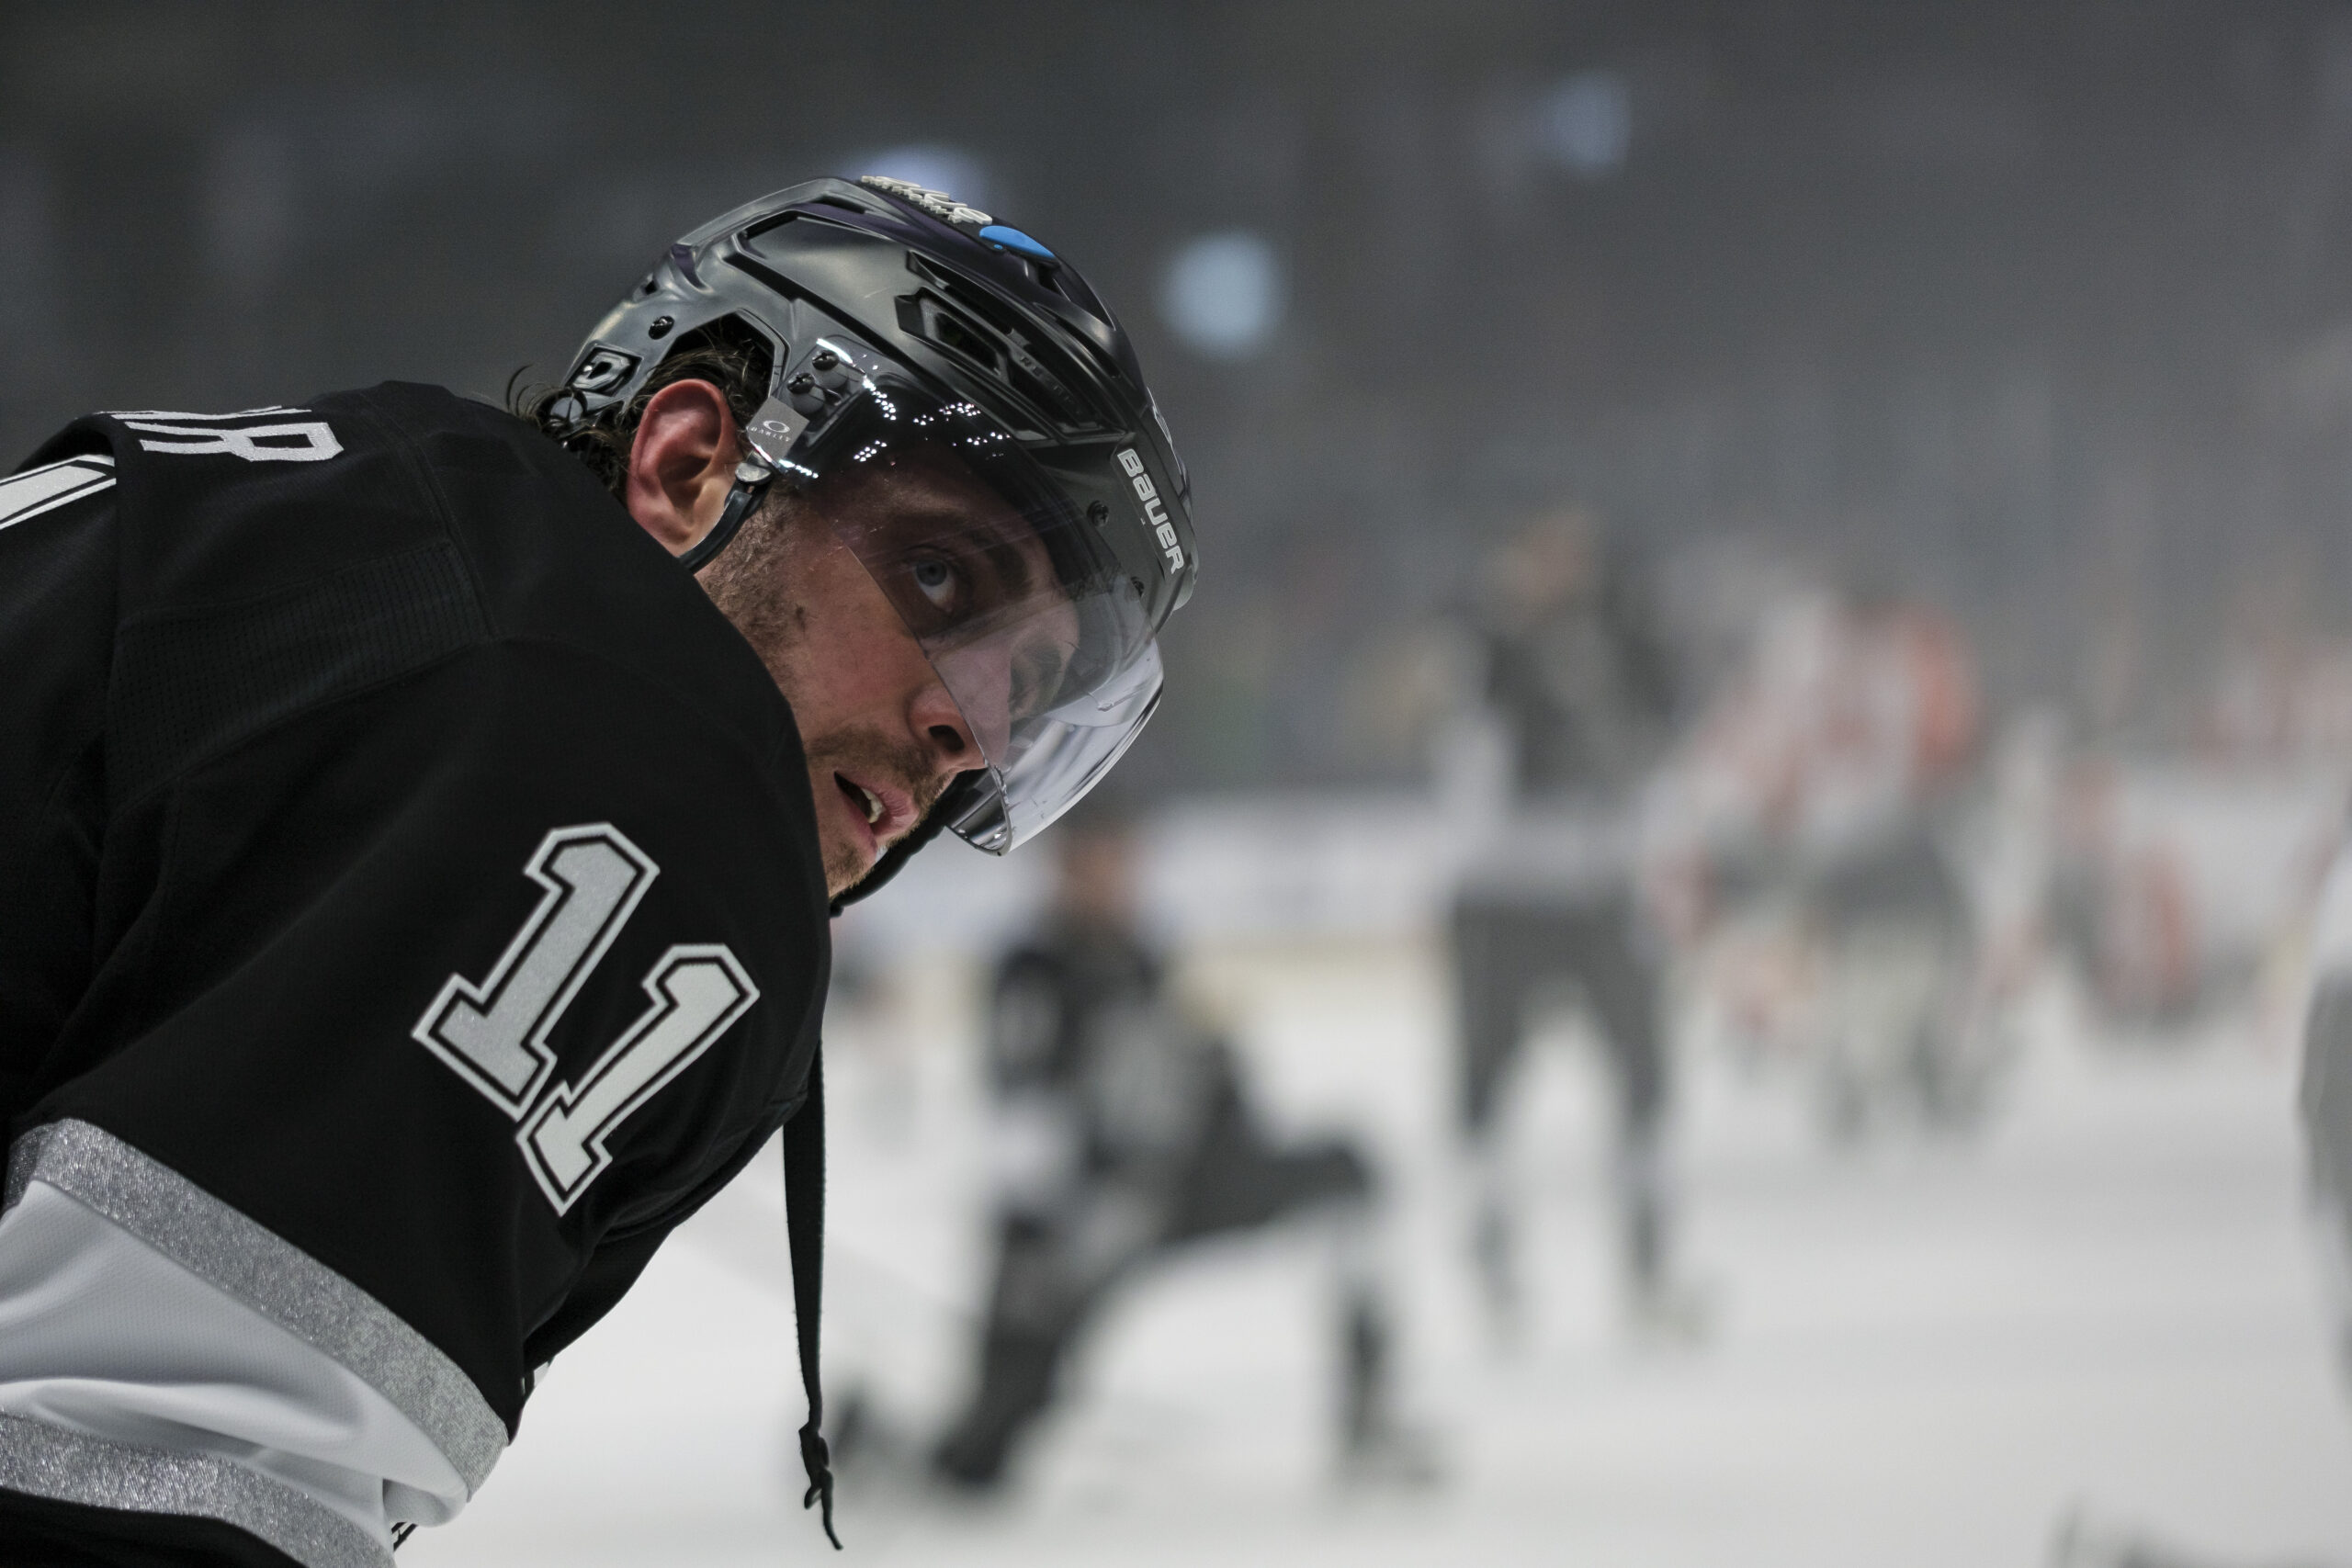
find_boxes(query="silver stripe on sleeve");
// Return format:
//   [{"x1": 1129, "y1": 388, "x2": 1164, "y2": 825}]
[
  {"x1": 0, "y1": 454, "x2": 113, "y2": 533},
  {"x1": 103, "y1": 405, "x2": 302, "y2": 420},
  {"x1": 0, "y1": 1410, "x2": 389, "y2": 1568},
  {"x1": 3, "y1": 1121, "x2": 507, "y2": 1491}
]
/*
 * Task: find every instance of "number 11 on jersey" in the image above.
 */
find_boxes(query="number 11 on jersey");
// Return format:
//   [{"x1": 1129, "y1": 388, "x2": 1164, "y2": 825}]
[{"x1": 412, "y1": 824, "x2": 760, "y2": 1214}]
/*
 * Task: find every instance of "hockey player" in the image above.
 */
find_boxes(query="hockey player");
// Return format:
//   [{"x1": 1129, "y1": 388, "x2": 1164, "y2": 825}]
[
  {"x1": 932, "y1": 802, "x2": 1417, "y2": 1489},
  {"x1": 1442, "y1": 510, "x2": 1691, "y2": 1340},
  {"x1": 1650, "y1": 584, "x2": 1985, "y2": 1139},
  {"x1": 0, "y1": 176, "x2": 1194, "y2": 1567}
]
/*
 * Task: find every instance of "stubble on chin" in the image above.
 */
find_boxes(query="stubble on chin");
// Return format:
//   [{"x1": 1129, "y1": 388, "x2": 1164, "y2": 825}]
[
  {"x1": 699, "y1": 511, "x2": 854, "y2": 891},
  {"x1": 815, "y1": 818, "x2": 868, "y2": 901},
  {"x1": 802, "y1": 730, "x2": 953, "y2": 898},
  {"x1": 696, "y1": 504, "x2": 955, "y2": 897}
]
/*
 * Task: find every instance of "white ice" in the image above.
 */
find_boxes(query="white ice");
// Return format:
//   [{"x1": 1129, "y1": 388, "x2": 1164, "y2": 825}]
[{"x1": 404, "y1": 941, "x2": 2352, "y2": 1568}]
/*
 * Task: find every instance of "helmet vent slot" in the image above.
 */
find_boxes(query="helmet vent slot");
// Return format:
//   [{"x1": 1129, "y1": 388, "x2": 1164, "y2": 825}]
[
  {"x1": 903, "y1": 254, "x2": 1018, "y2": 335},
  {"x1": 1005, "y1": 347, "x2": 1094, "y2": 431},
  {"x1": 921, "y1": 300, "x2": 1001, "y2": 372},
  {"x1": 740, "y1": 211, "x2": 802, "y2": 243}
]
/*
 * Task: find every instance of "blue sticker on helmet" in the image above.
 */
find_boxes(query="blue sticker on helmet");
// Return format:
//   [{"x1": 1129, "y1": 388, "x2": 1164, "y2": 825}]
[{"x1": 978, "y1": 225, "x2": 1056, "y2": 261}]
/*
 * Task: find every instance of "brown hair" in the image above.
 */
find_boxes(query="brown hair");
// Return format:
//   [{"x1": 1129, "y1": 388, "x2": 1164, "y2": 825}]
[{"x1": 510, "y1": 316, "x2": 775, "y2": 500}]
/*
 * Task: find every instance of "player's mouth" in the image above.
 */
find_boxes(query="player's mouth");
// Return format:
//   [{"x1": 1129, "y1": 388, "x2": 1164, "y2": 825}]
[{"x1": 833, "y1": 771, "x2": 915, "y2": 858}]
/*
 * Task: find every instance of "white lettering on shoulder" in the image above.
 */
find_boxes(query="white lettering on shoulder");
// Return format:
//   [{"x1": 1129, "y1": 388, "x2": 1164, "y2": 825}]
[{"x1": 119, "y1": 417, "x2": 343, "y2": 464}]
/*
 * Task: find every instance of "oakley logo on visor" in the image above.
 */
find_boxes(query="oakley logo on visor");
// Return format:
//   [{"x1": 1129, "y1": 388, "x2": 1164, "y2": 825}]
[{"x1": 1116, "y1": 448, "x2": 1186, "y2": 575}]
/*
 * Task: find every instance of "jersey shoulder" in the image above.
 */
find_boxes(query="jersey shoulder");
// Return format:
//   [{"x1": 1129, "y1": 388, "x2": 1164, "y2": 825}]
[{"x1": 14, "y1": 387, "x2": 803, "y2": 810}]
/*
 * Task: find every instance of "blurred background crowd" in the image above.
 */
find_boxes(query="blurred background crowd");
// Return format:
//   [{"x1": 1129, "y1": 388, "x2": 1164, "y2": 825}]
[{"x1": 10, "y1": 4, "x2": 2352, "y2": 1565}]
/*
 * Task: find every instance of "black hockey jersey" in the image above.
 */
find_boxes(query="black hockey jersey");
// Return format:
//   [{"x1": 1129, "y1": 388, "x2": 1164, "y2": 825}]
[
  {"x1": 990, "y1": 919, "x2": 1163, "y2": 1097},
  {"x1": 988, "y1": 919, "x2": 1236, "y2": 1187},
  {"x1": 1481, "y1": 568, "x2": 1678, "y2": 803},
  {"x1": 0, "y1": 387, "x2": 831, "y2": 1563}
]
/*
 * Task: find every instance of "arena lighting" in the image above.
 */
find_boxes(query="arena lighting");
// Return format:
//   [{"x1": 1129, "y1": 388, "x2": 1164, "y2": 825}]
[
  {"x1": 1536, "y1": 69, "x2": 1632, "y2": 178},
  {"x1": 1159, "y1": 230, "x2": 1284, "y2": 360}
]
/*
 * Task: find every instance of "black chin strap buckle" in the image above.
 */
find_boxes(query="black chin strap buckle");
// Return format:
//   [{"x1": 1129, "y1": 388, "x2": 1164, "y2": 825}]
[{"x1": 677, "y1": 460, "x2": 772, "y2": 574}]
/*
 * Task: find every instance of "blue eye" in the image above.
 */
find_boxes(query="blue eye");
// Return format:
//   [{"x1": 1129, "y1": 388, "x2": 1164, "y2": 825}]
[{"x1": 913, "y1": 558, "x2": 957, "y2": 609}]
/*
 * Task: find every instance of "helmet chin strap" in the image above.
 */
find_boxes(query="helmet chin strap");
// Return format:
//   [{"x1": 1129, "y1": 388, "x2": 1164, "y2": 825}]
[{"x1": 676, "y1": 459, "x2": 774, "y2": 574}]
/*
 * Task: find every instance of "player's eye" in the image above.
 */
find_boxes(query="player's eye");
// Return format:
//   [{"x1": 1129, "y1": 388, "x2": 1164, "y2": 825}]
[
  {"x1": 912, "y1": 558, "x2": 955, "y2": 604},
  {"x1": 910, "y1": 556, "x2": 964, "y2": 615}
]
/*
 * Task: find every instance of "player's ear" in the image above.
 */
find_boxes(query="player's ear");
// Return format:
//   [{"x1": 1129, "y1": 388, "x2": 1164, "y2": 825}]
[{"x1": 623, "y1": 379, "x2": 741, "y2": 557}]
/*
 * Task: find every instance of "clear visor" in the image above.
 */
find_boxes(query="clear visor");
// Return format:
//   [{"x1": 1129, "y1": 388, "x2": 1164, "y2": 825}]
[{"x1": 760, "y1": 374, "x2": 1161, "y2": 853}]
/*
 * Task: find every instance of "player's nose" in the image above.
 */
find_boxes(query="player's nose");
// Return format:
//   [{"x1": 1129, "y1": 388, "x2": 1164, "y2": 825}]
[{"x1": 908, "y1": 670, "x2": 981, "y2": 782}]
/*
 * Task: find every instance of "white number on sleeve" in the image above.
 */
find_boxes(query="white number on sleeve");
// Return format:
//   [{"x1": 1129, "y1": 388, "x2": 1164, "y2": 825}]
[
  {"x1": 520, "y1": 945, "x2": 757, "y2": 1211},
  {"x1": 412, "y1": 824, "x2": 759, "y2": 1213},
  {"x1": 413, "y1": 827, "x2": 654, "y2": 1117}
]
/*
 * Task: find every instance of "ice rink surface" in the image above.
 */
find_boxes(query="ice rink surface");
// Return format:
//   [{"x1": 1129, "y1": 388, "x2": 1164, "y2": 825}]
[{"x1": 405, "y1": 941, "x2": 2352, "y2": 1568}]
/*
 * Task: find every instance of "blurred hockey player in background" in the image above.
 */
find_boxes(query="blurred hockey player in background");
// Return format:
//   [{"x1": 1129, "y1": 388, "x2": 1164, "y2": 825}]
[
  {"x1": 932, "y1": 801, "x2": 1426, "y2": 1490},
  {"x1": 2049, "y1": 622, "x2": 2352, "y2": 1037},
  {"x1": 1442, "y1": 510, "x2": 1695, "y2": 1343},
  {"x1": 2050, "y1": 597, "x2": 2352, "y2": 1568},
  {"x1": 1648, "y1": 583, "x2": 1990, "y2": 1141}
]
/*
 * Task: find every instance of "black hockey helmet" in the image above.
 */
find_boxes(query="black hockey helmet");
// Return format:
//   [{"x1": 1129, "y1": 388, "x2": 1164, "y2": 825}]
[{"x1": 562, "y1": 175, "x2": 1196, "y2": 862}]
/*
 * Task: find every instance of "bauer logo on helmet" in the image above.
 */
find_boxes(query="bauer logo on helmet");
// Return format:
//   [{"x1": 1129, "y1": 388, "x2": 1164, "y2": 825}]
[{"x1": 1116, "y1": 447, "x2": 1186, "y2": 574}]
